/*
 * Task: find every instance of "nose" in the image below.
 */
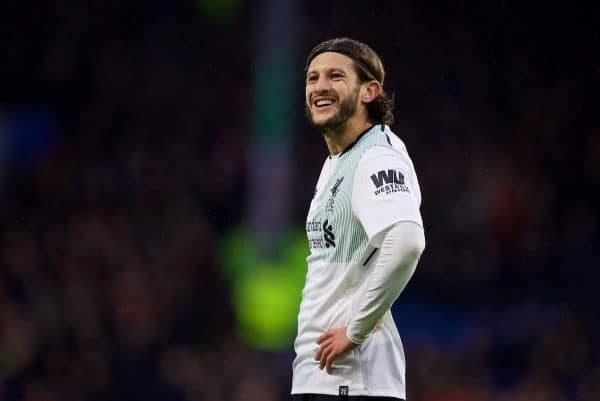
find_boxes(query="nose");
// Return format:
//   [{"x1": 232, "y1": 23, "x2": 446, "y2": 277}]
[{"x1": 314, "y1": 75, "x2": 332, "y2": 93}]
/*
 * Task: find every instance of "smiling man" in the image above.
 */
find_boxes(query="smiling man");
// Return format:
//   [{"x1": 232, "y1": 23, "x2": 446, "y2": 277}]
[{"x1": 291, "y1": 38, "x2": 426, "y2": 401}]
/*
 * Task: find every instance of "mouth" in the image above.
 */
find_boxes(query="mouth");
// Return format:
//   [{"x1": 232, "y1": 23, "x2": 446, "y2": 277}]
[{"x1": 312, "y1": 97, "x2": 337, "y2": 111}]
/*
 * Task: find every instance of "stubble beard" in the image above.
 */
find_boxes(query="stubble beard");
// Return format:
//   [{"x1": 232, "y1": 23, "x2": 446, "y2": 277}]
[{"x1": 305, "y1": 87, "x2": 359, "y2": 136}]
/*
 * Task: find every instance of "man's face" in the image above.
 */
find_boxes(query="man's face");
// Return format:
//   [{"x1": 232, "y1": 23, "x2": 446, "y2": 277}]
[{"x1": 305, "y1": 52, "x2": 361, "y2": 131}]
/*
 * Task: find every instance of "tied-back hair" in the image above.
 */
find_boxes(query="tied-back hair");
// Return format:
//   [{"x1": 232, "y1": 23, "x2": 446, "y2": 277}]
[{"x1": 305, "y1": 37, "x2": 395, "y2": 126}]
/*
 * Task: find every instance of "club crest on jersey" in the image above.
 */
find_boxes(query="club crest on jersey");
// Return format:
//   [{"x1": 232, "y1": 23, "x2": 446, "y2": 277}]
[
  {"x1": 325, "y1": 177, "x2": 344, "y2": 212},
  {"x1": 323, "y1": 219, "x2": 335, "y2": 248},
  {"x1": 370, "y1": 169, "x2": 410, "y2": 195}
]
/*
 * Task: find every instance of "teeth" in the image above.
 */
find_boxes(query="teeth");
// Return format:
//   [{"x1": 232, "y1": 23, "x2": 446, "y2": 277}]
[{"x1": 316, "y1": 99, "x2": 334, "y2": 107}]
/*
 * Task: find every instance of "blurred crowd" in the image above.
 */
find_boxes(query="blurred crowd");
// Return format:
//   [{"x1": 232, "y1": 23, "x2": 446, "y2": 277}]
[{"x1": 1, "y1": 1, "x2": 598, "y2": 401}]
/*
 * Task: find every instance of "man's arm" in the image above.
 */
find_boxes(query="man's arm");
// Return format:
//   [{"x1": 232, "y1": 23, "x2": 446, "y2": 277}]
[
  {"x1": 347, "y1": 221, "x2": 424, "y2": 343},
  {"x1": 316, "y1": 221, "x2": 425, "y2": 372}
]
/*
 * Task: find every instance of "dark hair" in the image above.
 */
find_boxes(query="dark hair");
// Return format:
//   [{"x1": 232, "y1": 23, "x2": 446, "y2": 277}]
[{"x1": 305, "y1": 37, "x2": 394, "y2": 125}]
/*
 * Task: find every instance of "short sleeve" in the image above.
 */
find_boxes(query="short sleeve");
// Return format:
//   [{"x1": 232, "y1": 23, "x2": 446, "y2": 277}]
[{"x1": 352, "y1": 146, "x2": 423, "y2": 247}]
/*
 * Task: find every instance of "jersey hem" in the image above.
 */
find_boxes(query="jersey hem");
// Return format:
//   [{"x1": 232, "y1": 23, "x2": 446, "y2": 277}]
[{"x1": 291, "y1": 386, "x2": 405, "y2": 399}]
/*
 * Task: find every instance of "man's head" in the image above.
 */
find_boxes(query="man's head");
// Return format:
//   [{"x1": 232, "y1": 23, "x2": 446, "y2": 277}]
[{"x1": 304, "y1": 37, "x2": 394, "y2": 132}]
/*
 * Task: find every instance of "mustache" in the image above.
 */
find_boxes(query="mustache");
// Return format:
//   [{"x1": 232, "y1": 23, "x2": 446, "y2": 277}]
[{"x1": 309, "y1": 90, "x2": 338, "y2": 102}]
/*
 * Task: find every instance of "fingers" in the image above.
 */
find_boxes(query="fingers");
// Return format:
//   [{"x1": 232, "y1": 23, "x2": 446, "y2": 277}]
[
  {"x1": 315, "y1": 339, "x2": 330, "y2": 361},
  {"x1": 318, "y1": 342, "x2": 338, "y2": 373},
  {"x1": 321, "y1": 337, "x2": 334, "y2": 350},
  {"x1": 316, "y1": 328, "x2": 344, "y2": 373},
  {"x1": 325, "y1": 349, "x2": 336, "y2": 373},
  {"x1": 319, "y1": 344, "x2": 333, "y2": 370},
  {"x1": 315, "y1": 337, "x2": 334, "y2": 361},
  {"x1": 316, "y1": 330, "x2": 333, "y2": 345}
]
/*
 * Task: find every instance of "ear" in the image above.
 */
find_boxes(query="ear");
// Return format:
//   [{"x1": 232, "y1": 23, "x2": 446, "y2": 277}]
[{"x1": 361, "y1": 81, "x2": 382, "y2": 104}]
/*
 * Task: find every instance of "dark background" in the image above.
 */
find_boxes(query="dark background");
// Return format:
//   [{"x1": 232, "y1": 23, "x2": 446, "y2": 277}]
[{"x1": 1, "y1": 1, "x2": 598, "y2": 400}]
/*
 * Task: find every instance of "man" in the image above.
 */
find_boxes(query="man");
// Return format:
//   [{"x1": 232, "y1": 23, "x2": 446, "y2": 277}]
[{"x1": 292, "y1": 38, "x2": 426, "y2": 401}]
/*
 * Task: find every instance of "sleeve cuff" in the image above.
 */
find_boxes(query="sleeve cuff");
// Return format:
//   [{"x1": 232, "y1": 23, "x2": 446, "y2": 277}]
[{"x1": 346, "y1": 323, "x2": 367, "y2": 345}]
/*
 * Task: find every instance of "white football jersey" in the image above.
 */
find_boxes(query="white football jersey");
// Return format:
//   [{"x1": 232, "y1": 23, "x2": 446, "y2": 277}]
[{"x1": 292, "y1": 125, "x2": 423, "y2": 399}]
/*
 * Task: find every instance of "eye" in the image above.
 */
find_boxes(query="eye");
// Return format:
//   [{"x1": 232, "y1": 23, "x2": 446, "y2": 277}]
[
  {"x1": 331, "y1": 72, "x2": 344, "y2": 80},
  {"x1": 306, "y1": 75, "x2": 317, "y2": 83}
]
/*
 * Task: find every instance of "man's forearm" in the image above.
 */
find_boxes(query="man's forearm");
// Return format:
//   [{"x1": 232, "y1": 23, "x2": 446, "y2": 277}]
[{"x1": 346, "y1": 221, "x2": 425, "y2": 344}]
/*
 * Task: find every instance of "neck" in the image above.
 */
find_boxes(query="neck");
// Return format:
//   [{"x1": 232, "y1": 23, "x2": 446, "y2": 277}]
[{"x1": 322, "y1": 115, "x2": 373, "y2": 156}]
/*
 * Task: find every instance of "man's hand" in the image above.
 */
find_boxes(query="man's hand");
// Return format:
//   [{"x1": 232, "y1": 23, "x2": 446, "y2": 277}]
[{"x1": 314, "y1": 327, "x2": 359, "y2": 374}]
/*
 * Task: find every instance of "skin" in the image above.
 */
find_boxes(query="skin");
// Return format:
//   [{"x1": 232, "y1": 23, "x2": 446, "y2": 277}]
[
  {"x1": 305, "y1": 51, "x2": 382, "y2": 373},
  {"x1": 305, "y1": 52, "x2": 382, "y2": 156}
]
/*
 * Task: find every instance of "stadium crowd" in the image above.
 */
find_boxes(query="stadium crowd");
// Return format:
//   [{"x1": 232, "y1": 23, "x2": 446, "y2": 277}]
[{"x1": 1, "y1": 1, "x2": 597, "y2": 400}]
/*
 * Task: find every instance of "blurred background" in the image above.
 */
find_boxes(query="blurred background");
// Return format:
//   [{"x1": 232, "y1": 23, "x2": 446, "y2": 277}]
[{"x1": 1, "y1": 1, "x2": 598, "y2": 400}]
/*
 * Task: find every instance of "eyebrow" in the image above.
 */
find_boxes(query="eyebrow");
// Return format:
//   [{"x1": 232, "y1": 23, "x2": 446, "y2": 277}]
[{"x1": 306, "y1": 67, "x2": 347, "y2": 76}]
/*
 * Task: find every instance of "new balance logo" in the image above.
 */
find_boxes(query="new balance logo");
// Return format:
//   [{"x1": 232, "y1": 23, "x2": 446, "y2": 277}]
[
  {"x1": 370, "y1": 169, "x2": 405, "y2": 188},
  {"x1": 331, "y1": 177, "x2": 344, "y2": 196},
  {"x1": 323, "y1": 219, "x2": 335, "y2": 248},
  {"x1": 325, "y1": 177, "x2": 344, "y2": 212}
]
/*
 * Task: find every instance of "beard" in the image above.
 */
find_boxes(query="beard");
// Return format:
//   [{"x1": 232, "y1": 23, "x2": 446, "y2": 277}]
[{"x1": 305, "y1": 87, "x2": 359, "y2": 133}]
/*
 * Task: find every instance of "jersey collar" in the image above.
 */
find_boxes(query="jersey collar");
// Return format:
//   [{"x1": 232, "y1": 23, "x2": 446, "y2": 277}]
[{"x1": 338, "y1": 124, "x2": 377, "y2": 157}]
